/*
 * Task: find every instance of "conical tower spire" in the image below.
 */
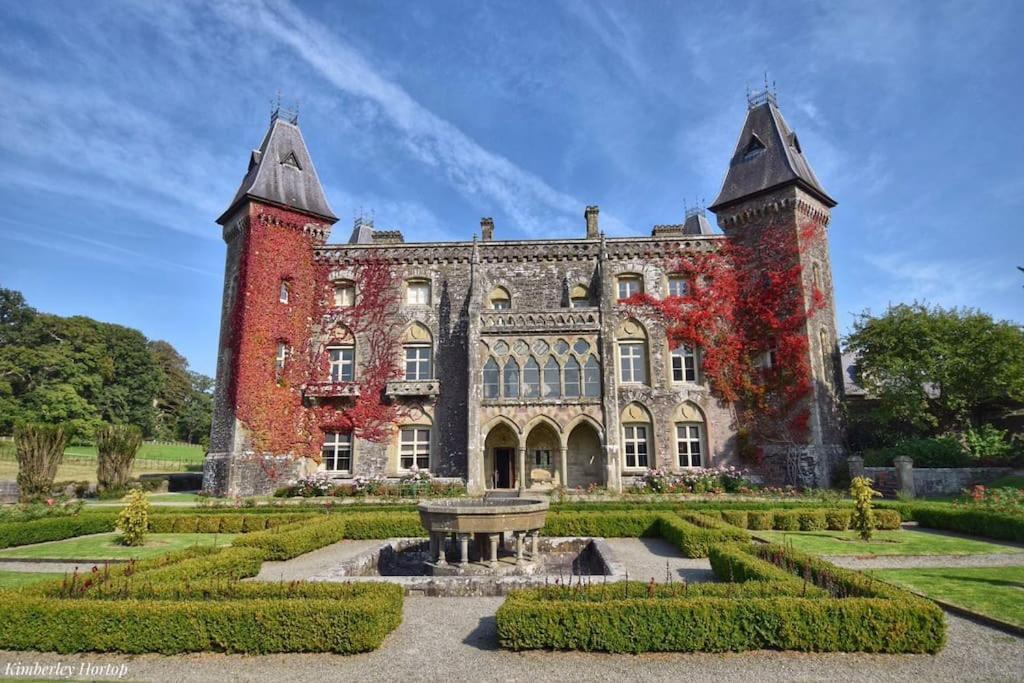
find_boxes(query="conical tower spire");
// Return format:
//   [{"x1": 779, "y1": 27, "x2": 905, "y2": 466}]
[
  {"x1": 217, "y1": 112, "x2": 337, "y2": 225},
  {"x1": 709, "y1": 89, "x2": 835, "y2": 212}
]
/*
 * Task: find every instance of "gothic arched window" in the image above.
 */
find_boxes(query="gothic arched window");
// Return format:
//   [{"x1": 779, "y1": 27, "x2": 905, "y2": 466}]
[
  {"x1": 483, "y1": 358, "x2": 499, "y2": 399},
  {"x1": 523, "y1": 358, "x2": 541, "y2": 398},
  {"x1": 583, "y1": 355, "x2": 600, "y2": 396},
  {"x1": 502, "y1": 358, "x2": 520, "y2": 398},
  {"x1": 543, "y1": 357, "x2": 560, "y2": 398}
]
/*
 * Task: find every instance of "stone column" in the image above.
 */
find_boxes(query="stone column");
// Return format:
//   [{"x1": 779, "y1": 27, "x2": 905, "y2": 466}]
[
  {"x1": 847, "y1": 455, "x2": 865, "y2": 481},
  {"x1": 488, "y1": 533, "x2": 499, "y2": 567},
  {"x1": 517, "y1": 447, "x2": 527, "y2": 491},
  {"x1": 894, "y1": 456, "x2": 915, "y2": 499},
  {"x1": 559, "y1": 447, "x2": 569, "y2": 488},
  {"x1": 429, "y1": 532, "x2": 438, "y2": 561},
  {"x1": 530, "y1": 530, "x2": 539, "y2": 558},
  {"x1": 514, "y1": 532, "x2": 524, "y2": 564},
  {"x1": 437, "y1": 534, "x2": 447, "y2": 565},
  {"x1": 458, "y1": 533, "x2": 470, "y2": 566}
]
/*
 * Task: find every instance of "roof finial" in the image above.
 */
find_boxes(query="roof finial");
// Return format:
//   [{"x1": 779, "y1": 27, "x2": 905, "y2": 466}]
[
  {"x1": 270, "y1": 91, "x2": 299, "y2": 125},
  {"x1": 746, "y1": 73, "x2": 778, "y2": 110}
]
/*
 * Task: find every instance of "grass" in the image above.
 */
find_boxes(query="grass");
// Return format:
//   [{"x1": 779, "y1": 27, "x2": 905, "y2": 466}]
[
  {"x1": 871, "y1": 566, "x2": 1024, "y2": 628},
  {"x1": 0, "y1": 570, "x2": 63, "y2": 589},
  {"x1": 64, "y1": 442, "x2": 205, "y2": 464},
  {"x1": 0, "y1": 441, "x2": 204, "y2": 484},
  {"x1": 753, "y1": 529, "x2": 1023, "y2": 557},
  {"x1": 0, "y1": 533, "x2": 237, "y2": 561}
]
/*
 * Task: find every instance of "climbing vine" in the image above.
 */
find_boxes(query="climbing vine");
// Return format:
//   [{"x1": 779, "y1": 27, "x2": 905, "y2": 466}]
[{"x1": 623, "y1": 215, "x2": 826, "y2": 456}]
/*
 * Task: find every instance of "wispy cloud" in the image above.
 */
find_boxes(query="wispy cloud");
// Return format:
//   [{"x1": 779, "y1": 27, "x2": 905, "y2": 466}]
[{"x1": 863, "y1": 251, "x2": 1018, "y2": 311}]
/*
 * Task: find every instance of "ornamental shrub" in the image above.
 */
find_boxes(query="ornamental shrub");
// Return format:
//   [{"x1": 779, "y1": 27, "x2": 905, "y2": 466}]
[
  {"x1": 913, "y1": 507, "x2": 1024, "y2": 542},
  {"x1": 542, "y1": 512, "x2": 662, "y2": 538},
  {"x1": 659, "y1": 514, "x2": 749, "y2": 558},
  {"x1": 773, "y1": 511, "x2": 801, "y2": 531},
  {"x1": 0, "y1": 514, "x2": 116, "y2": 549},
  {"x1": 14, "y1": 423, "x2": 68, "y2": 501},
  {"x1": 721, "y1": 510, "x2": 748, "y2": 528},
  {"x1": 746, "y1": 511, "x2": 773, "y2": 530},
  {"x1": 850, "y1": 477, "x2": 882, "y2": 540},
  {"x1": 96, "y1": 424, "x2": 142, "y2": 492},
  {"x1": 825, "y1": 510, "x2": 851, "y2": 531},
  {"x1": 797, "y1": 510, "x2": 827, "y2": 531},
  {"x1": 116, "y1": 490, "x2": 149, "y2": 546}
]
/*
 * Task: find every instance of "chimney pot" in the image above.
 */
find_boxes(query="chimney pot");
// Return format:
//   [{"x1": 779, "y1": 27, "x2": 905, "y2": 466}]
[
  {"x1": 480, "y1": 217, "x2": 494, "y2": 241},
  {"x1": 585, "y1": 205, "x2": 599, "y2": 239}
]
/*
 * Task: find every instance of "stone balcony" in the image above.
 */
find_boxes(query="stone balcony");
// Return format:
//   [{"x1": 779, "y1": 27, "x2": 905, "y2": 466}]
[
  {"x1": 303, "y1": 381, "x2": 361, "y2": 399},
  {"x1": 386, "y1": 379, "x2": 441, "y2": 398}
]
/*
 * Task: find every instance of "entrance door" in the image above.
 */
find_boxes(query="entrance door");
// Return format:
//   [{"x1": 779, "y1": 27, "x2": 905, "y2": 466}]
[{"x1": 493, "y1": 448, "x2": 515, "y2": 489}]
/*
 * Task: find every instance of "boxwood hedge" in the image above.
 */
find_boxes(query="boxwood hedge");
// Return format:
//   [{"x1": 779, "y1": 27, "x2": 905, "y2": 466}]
[{"x1": 911, "y1": 507, "x2": 1024, "y2": 542}]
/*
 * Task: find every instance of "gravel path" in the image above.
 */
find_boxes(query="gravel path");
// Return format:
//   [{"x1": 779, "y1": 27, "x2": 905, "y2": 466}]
[
  {"x1": 250, "y1": 540, "x2": 382, "y2": 582},
  {"x1": 1, "y1": 600, "x2": 1020, "y2": 682},
  {"x1": 604, "y1": 538, "x2": 715, "y2": 583},
  {"x1": 0, "y1": 560, "x2": 94, "y2": 573},
  {"x1": 828, "y1": 552, "x2": 1024, "y2": 570}
]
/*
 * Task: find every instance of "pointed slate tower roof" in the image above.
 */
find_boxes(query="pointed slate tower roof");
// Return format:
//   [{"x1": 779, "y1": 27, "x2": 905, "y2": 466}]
[
  {"x1": 709, "y1": 92, "x2": 835, "y2": 212},
  {"x1": 217, "y1": 112, "x2": 337, "y2": 225}
]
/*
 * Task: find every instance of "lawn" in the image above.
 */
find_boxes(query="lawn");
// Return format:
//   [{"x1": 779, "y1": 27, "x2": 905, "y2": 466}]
[
  {"x1": 0, "y1": 533, "x2": 237, "y2": 561},
  {"x1": 871, "y1": 566, "x2": 1024, "y2": 628},
  {"x1": 0, "y1": 570, "x2": 63, "y2": 589},
  {"x1": 752, "y1": 529, "x2": 1023, "y2": 556},
  {"x1": 65, "y1": 442, "x2": 205, "y2": 464}
]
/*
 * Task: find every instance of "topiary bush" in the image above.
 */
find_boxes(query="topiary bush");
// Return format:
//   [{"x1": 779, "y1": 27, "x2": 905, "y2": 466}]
[
  {"x1": 850, "y1": 477, "x2": 882, "y2": 540},
  {"x1": 14, "y1": 423, "x2": 68, "y2": 502},
  {"x1": 746, "y1": 510, "x2": 773, "y2": 530},
  {"x1": 797, "y1": 510, "x2": 827, "y2": 531},
  {"x1": 773, "y1": 511, "x2": 801, "y2": 531},
  {"x1": 116, "y1": 490, "x2": 149, "y2": 546},
  {"x1": 96, "y1": 424, "x2": 143, "y2": 492}
]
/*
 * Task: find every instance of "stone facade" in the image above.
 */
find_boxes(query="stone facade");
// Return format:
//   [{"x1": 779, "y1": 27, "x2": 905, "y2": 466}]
[{"x1": 204, "y1": 94, "x2": 846, "y2": 496}]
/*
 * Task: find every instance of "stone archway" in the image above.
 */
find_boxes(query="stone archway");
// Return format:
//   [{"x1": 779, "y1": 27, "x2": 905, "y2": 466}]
[
  {"x1": 483, "y1": 422, "x2": 519, "y2": 490},
  {"x1": 566, "y1": 421, "x2": 604, "y2": 489},
  {"x1": 524, "y1": 421, "x2": 560, "y2": 489}
]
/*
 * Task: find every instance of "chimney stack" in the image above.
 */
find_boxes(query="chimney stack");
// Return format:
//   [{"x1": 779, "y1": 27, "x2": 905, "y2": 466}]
[
  {"x1": 480, "y1": 217, "x2": 494, "y2": 241},
  {"x1": 585, "y1": 205, "x2": 599, "y2": 239}
]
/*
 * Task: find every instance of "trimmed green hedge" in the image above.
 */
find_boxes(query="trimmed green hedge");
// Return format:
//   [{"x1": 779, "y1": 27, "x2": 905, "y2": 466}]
[
  {"x1": 498, "y1": 542, "x2": 944, "y2": 654},
  {"x1": 662, "y1": 513, "x2": 749, "y2": 557},
  {"x1": 232, "y1": 516, "x2": 348, "y2": 561},
  {"x1": 0, "y1": 514, "x2": 117, "y2": 549},
  {"x1": 705, "y1": 507, "x2": 900, "y2": 532},
  {"x1": 912, "y1": 507, "x2": 1024, "y2": 542},
  {"x1": 147, "y1": 513, "x2": 311, "y2": 534},
  {"x1": 542, "y1": 511, "x2": 663, "y2": 537}
]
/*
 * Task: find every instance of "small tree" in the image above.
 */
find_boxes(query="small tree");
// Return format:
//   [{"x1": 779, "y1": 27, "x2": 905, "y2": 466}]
[
  {"x1": 13, "y1": 422, "x2": 67, "y2": 501},
  {"x1": 117, "y1": 489, "x2": 150, "y2": 546},
  {"x1": 96, "y1": 424, "x2": 143, "y2": 492},
  {"x1": 850, "y1": 476, "x2": 881, "y2": 541}
]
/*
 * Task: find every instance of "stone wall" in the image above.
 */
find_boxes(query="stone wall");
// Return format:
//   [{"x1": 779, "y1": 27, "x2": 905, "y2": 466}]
[{"x1": 852, "y1": 456, "x2": 1013, "y2": 498}]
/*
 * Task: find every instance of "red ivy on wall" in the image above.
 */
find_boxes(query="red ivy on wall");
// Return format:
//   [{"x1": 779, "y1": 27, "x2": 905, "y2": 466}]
[
  {"x1": 229, "y1": 206, "x2": 403, "y2": 466},
  {"x1": 623, "y1": 216, "x2": 826, "y2": 453}
]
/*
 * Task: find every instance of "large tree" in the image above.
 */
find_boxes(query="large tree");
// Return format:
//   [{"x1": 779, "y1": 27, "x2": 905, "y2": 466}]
[
  {"x1": 149, "y1": 340, "x2": 192, "y2": 440},
  {"x1": 846, "y1": 303, "x2": 1024, "y2": 436}
]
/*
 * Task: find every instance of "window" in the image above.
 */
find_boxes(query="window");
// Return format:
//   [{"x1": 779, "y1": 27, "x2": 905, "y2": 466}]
[
  {"x1": 623, "y1": 425, "x2": 649, "y2": 469},
  {"x1": 407, "y1": 280, "x2": 430, "y2": 306},
  {"x1": 400, "y1": 427, "x2": 430, "y2": 470},
  {"x1": 404, "y1": 345, "x2": 431, "y2": 381},
  {"x1": 502, "y1": 359, "x2": 520, "y2": 398},
  {"x1": 570, "y1": 284, "x2": 590, "y2": 308},
  {"x1": 812, "y1": 262, "x2": 822, "y2": 291},
  {"x1": 543, "y1": 358, "x2": 561, "y2": 398},
  {"x1": 667, "y1": 276, "x2": 688, "y2": 298},
  {"x1": 762, "y1": 337, "x2": 778, "y2": 370},
  {"x1": 564, "y1": 357, "x2": 581, "y2": 398},
  {"x1": 275, "y1": 342, "x2": 289, "y2": 371},
  {"x1": 583, "y1": 355, "x2": 600, "y2": 396},
  {"x1": 279, "y1": 280, "x2": 290, "y2": 304},
  {"x1": 741, "y1": 135, "x2": 766, "y2": 162},
  {"x1": 489, "y1": 287, "x2": 511, "y2": 310},
  {"x1": 671, "y1": 346, "x2": 697, "y2": 383},
  {"x1": 617, "y1": 275, "x2": 642, "y2": 301},
  {"x1": 618, "y1": 342, "x2": 647, "y2": 384},
  {"x1": 328, "y1": 346, "x2": 354, "y2": 382},
  {"x1": 322, "y1": 432, "x2": 352, "y2": 472},
  {"x1": 523, "y1": 358, "x2": 540, "y2": 398},
  {"x1": 533, "y1": 449, "x2": 552, "y2": 467},
  {"x1": 334, "y1": 282, "x2": 355, "y2": 307},
  {"x1": 483, "y1": 358, "x2": 499, "y2": 398},
  {"x1": 820, "y1": 329, "x2": 833, "y2": 385},
  {"x1": 676, "y1": 424, "x2": 703, "y2": 468}
]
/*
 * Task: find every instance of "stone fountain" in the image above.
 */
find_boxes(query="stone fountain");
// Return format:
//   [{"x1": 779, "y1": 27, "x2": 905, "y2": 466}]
[{"x1": 417, "y1": 498, "x2": 549, "y2": 572}]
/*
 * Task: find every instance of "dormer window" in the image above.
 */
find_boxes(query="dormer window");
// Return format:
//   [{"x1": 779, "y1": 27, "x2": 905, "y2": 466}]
[{"x1": 741, "y1": 135, "x2": 766, "y2": 162}]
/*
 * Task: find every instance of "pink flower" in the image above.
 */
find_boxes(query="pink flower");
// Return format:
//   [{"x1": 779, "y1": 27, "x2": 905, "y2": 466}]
[{"x1": 46, "y1": 498, "x2": 55, "y2": 506}]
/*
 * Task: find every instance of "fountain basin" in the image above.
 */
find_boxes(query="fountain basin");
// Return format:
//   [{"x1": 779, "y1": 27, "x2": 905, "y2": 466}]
[{"x1": 417, "y1": 498, "x2": 549, "y2": 534}]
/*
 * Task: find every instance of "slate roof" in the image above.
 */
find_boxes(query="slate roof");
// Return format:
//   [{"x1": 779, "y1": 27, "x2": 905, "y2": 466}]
[
  {"x1": 217, "y1": 116, "x2": 337, "y2": 225},
  {"x1": 709, "y1": 101, "x2": 835, "y2": 212},
  {"x1": 682, "y1": 211, "x2": 714, "y2": 235}
]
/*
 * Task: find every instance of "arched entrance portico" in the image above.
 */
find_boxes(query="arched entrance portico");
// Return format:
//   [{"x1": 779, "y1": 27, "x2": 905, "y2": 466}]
[
  {"x1": 565, "y1": 420, "x2": 604, "y2": 489},
  {"x1": 524, "y1": 420, "x2": 560, "y2": 489},
  {"x1": 483, "y1": 421, "x2": 519, "y2": 490}
]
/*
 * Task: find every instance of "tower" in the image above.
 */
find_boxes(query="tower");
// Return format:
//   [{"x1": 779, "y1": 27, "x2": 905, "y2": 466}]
[
  {"x1": 708, "y1": 88, "x2": 844, "y2": 487},
  {"x1": 204, "y1": 110, "x2": 338, "y2": 496}
]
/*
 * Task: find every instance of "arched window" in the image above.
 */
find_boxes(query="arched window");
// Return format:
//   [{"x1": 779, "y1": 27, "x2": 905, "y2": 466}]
[
  {"x1": 406, "y1": 279, "x2": 431, "y2": 306},
  {"x1": 489, "y1": 286, "x2": 511, "y2": 310},
  {"x1": 617, "y1": 320, "x2": 648, "y2": 385},
  {"x1": 279, "y1": 280, "x2": 290, "y2": 304},
  {"x1": 564, "y1": 357, "x2": 581, "y2": 398},
  {"x1": 569, "y1": 284, "x2": 590, "y2": 308},
  {"x1": 582, "y1": 355, "x2": 601, "y2": 396},
  {"x1": 502, "y1": 358, "x2": 520, "y2": 398},
  {"x1": 671, "y1": 346, "x2": 697, "y2": 383},
  {"x1": 621, "y1": 402, "x2": 652, "y2": 470},
  {"x1": 523, "y1": 358, "x2": 541, "y2": 398},
  {"x1": 676, "y1": 424, "x2": 703, "y2": 468},
  {"x1": 483, "y1": 358, "x2": 499, "y2": 398},
  {"x1": 617, "y1": 274, "x2": 643, "y2": 301},
  {"x1": 812, "y1": 262, "x2": 822, "y2": 291},
  {"x1": 334, "y1": 281, "x2": 355, "y2": 308},
  {"x1": 543, "y1": 357, "x2": 560, "y2": 398}
]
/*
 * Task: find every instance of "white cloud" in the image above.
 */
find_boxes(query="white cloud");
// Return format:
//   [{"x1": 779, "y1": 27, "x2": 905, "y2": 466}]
[{"x1": 863, "y1": 251, "x2": 1018, "y2": 310}]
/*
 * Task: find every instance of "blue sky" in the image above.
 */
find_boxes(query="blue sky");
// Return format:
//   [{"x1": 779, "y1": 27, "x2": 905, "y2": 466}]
[{"x1": 1, "y1": 0, "x2": 1022, "y2": 377}]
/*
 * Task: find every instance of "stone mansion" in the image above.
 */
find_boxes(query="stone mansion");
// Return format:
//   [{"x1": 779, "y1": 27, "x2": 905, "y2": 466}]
[{"x1": 203, "y1": 92, "x2": 844, "y2": 496}]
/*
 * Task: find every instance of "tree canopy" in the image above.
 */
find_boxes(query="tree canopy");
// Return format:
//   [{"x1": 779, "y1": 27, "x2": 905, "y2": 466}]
[
  {"x1": 0, "y1": 286, "x2": 213, "y2": 445},
  {"x1": 845, "y1": 303, "x2": 1024, "y2": 437}
]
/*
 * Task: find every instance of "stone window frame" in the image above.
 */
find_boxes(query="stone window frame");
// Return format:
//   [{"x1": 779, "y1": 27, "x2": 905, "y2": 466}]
[
  {"x1": 675, "y1": 422, "x2": 704, "y2": 468},
  {"x1": 622, "y1": 424, "x2": 650, "y2": 470},
  {"x1": 616, "y1": 273, "x2": 643, "y2": 301},
  {"x1": 488, "y1": 286, "x2": 512, "y2": 310},
  {"x1": 483, "y1": 357, "x2": 500, "y2": 398},
  {"x1": 403, "y1": 344, "x2": 432, "y2": 381},
  {"x1": 333, "y1": 280, "x2": 356, "y2": 308},
  {"x1": 274, "y1": 340, "x2": 290, "y2": 372},
  {"x1": 327, "y1": 344, "x2": 355, "y2": 382},
  {"x1": 669, "y1": 345, "x2": 700, "y2": 384},
  {"x1": 820, "y1": 327, "x2": 833, "y2": 389},
  {"x1": 320, "y1": 431, "x2": 353, "y2": 475},
  {"x1": 404, "y1": 278, "x2": 432, "y2": 307},
  {"x1": 569, "y1": 283, "x2": 591, "y2": 308},
  {"x1": 278, "y1": 279, "x2": 290, "y2": 304},
  {"x1": 621, "y1": 402, "x2": 653, "y2": 472},
  {"x1": 665, "y1": 274, "x2": 689, "y2": 298},
  {"x1": 399, "y1": 425, "x2": 432, "y2": 472}
]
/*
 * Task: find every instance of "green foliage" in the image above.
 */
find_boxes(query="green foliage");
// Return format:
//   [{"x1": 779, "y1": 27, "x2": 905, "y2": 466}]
[
  {"x1": 773, "y1": 511, "x2": 801, "y2": 531},
  {"x1": 96, "y1": 424, "x2": 143, "y2": 491},
  {"x1": 913, "y1": 507, "x2": 1024, "y2": 542},
  {"x1": 13, "y1": 422, "x2": 68, "y2": 500},
  {"x1": 116, "y1": 490, "x2": 149, "y2": 546},
  {"x1": 850, "y1": 476, "x2": 881, "y2": 540},
  {"x1": 746, "y1": 510, "x2": 774, "y2": 529},
  {"x1": 962, "y1": 424, "x2": 1016, "y2": 461},
  {"x1": 846, "y1": 303, "x2": 1024, "y2": 437},
  {"x1": 864, "y1": 437, "x2": 971, "y2": 468},
  {"x1": 542, "y1": 511, "x2": 663, "y2": 538},
  {"x1": 825, "y1": 509, "x2": 851, "y2": 530},
  {"x1": 659, "y1": 514, "x2": 749, "y2": 557},
  {"x1": 0, "y1": 514, "x2": 116, "y2": 549},
  {"x1": 232, "y1": 516, "x2": 349, "y2": 561},
  {"x1": 797, "y1": 510, "x2": 827, "y2": 531}
]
